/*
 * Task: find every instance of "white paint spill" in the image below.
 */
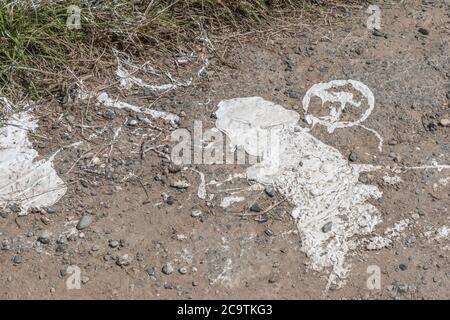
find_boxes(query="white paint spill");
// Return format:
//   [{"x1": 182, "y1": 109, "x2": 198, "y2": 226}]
[
  {"x1": 0, "y1": 110, "x2": 67, "y2": 215},
  {"x1": 96, "y1": 92, "x2": 180, "y2": 125},
  {"x1": 215, "y1": 92, "x2": 383, "y2": 287},
  {"x1": 383, "y1": 175, "x2": 403, "y2": 185},
  {"x1": 220, "y1": 196, "x2": 246, "y2": 208}
]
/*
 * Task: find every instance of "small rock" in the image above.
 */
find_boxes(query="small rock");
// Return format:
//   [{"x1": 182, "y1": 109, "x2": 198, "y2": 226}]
[
  {"x1": 287, "y1": 89, "x2": 301, "y2": 99},
  {"x1": 168, "y1": 164, "x2": 181, "y2": 173},
  {"x1": 76, "y1": 215, "x2": 93, "y2": 230},
  {"x1": 265, "y1": 229, "x2": 274, "y2": 237},
  {"x1": 13, "y1": 255, "x2": 22, "y2": 265},
  {"x1": 388, "y1": 139, "x2": 398, "y2": 145},
  {"x1": 128, "y1": 119, "x2": 138, "y2": 126},
  {"x1": 264, "y1": 185, "x2": 276, "y2": 197},
  {"x1": 45, "y1": 207, "x2": 58, "y2": 214},
  {"x1": 162, "y1": 262, "x2": 174, "y2": 275},
  {"x1": 109, "y1": 240, "x2": 120, "y2": 248},
  {"x1": 446, "y1": 92, "x2": 450, "y2": 100},
  {"x1": 178, "y1": 267, "x2": 188, "y2": 275},
  {"x1": 146, "y1": 267, "x2": 156, "y2": 277},
  {"x1": 81, "y1": 276, "x2": 90, "y2": 284},
  {"x1": 250, "y1": 204, "x2": 263, "y2": 213},
  {"x1": 191, "y1": 209, "x2": 202, "y2": 217},
  {"x1": 321, "y1": 221, "x2": 333, "y2": 233},
  {"x1": 38, "y1": 231, "x2": 52, "y2": 244},
  {"x1": 116, "y1": 254, "x2": 132, "y2": 266},
  {"x1": 439, "y1": 118, "x2": 450, "y2": 127},
  {"x1": 411, "y1": 213, "x2": 420, "y2": 220},
  {"x1": 372, "y1": 29, "x2": 384, "y2": 37},
  {"x1": 256, "y1": 215, "x2": 270, "y2": 223},
  {"x1": 165, "y1": 196, "x2": 176, "y2": 205},
  {"x1": 399, "y1": 263, "x2": 408, "y2": 271},
  {"x1": 103, "y1": 110, "x2": 116, "y2": 120},
  {"x1": 349, "y1": 151, "x2": 358, "y2": 162},
  {"x1": 170, "y1": 180, "x2": 190, "y2": 189},
  {"x1": 418, "y1": 28, "x2": 429, "y2": 35}
]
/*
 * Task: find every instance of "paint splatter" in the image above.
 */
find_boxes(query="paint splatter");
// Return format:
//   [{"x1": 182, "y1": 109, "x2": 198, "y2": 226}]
[
  {"x1": 0, "y1": 110, "x2": 67, "y2": 215},
  {"x1": 215, "y1": 91, "x2": 383, "y2": 287}
]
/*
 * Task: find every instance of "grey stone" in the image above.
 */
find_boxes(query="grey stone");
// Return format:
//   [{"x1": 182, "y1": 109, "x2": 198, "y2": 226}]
[
  {"x1": 321, "y1": 221, "x2": 333, "y2": 233},
  {"x1": 109, "y1": 240, "x2": 120, "y2": 248},
  {"x1": 349, "y1": 151, "x2": 358, "y2": 162},
  {"x1": 76, "y1": 215, "x2": 93, "y2": 230}
]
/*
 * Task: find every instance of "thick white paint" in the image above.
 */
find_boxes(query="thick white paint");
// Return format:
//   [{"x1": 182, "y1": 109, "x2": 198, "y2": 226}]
[
  {"x1": 97, "y1": 92, "x2": 180, "y2": 125},
  {"x1": 0, "y1": 110, "x2": 67, "y2": 215},
  {"x1": 215, "y1": 95, "x2": 383, "y2": 286}
]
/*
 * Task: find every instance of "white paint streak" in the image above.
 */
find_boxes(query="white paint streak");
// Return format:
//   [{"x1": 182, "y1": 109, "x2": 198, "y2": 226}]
[
  {"x1": 114, "y1": 50, "x2": 192, "y2": 92},
  {"x1": 97, "y1": 92, "x2": 180, "y2": 125},
  {"x1": 0, "y1": 110, "x2": 67, "y2": 215}
]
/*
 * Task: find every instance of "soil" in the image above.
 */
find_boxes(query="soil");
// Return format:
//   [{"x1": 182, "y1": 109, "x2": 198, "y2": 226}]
[{"x1": 1, "y1": 0, "x2": 449, "y2": 299}]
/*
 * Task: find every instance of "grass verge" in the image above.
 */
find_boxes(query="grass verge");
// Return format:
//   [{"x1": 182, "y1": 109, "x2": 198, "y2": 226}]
[{"x1": 0, "y1": 0, "x2": 363, "y2": 99}]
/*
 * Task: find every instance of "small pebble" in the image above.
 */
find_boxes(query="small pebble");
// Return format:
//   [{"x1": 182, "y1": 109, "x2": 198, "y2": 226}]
[
  {"x1": 399, "y1": 263, "x2": 408, "y2": 271},
  {"x1": 264, "y1": 185, "x2": 276, "y2": 197},
  {"x1": 321, "y1": 221, "x2": 333, "y2": 233},
  {"x1": 109, "y1": 240, "x2": 120, "y2": 248},
  {"x1": 372, "y1": 29, "x2": 384, "y2": 37},
  {"x1": 162, "y1": 262, "x2": 174, "y2": 275},
  {"x1": 439, "y1": 118, "x2": 450, "y2": 127},
  {"x1": 13, "y1": 255, "x2": 22, "y2": 265},
  {"x1": 76, "y1": 215, "x2": 93, "y2": 230},
  {"x1": 250, "y1": 204, "x2": 263, "y2": 213},
  {"x1": 418, "y1": 27, "x2": 429, "y2": 35},
  {"x1": 178, "y1": 267, "x2": 188, "y2": 275},
  {"x1": 349, "y1": 151, "x2": 358, "y2": 162}
]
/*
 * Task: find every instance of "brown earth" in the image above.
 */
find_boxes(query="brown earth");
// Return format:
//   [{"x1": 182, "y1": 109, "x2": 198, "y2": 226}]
[{"x1": 0, "y1": 0, "x2": 449, "y2": 299}]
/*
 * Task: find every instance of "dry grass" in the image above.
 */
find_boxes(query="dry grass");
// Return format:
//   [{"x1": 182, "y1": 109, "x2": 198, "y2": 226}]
[{"x1": 0, "y1": 0, "x2": 365, "y2": 99}]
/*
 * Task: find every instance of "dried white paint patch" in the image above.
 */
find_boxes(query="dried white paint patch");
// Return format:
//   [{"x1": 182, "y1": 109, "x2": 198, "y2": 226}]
[
  {"x1": 97, "y1": 92, "x2": 180, "y2": 125},
  {"x1": 365, "y1": 219, "x2": 411, "y2": 250},
  {"x1": 0, "y1": 111, "x2": 67, "y2": 215},
  {"x1": 220, "y1": 196, "x2": 246, "y2": 208},
  {"x1": 216, "y1": 95, "x2": 383, "y2": 287},
  {"x1": 383, "y1": 175, "x2": 403, "y2": 185}
]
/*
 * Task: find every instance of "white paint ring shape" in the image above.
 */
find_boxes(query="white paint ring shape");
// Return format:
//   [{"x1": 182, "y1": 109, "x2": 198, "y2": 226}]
[{"x1": 302, "y1": 79, "x2": 375, "y2": 133}]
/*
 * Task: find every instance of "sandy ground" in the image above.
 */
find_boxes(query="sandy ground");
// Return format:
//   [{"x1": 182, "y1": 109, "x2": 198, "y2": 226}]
[{"x1": 0, "y1": 0, "x2": 449, "y2": 299}]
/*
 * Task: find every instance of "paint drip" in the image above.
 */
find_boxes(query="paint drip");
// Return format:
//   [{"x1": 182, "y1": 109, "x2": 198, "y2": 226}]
[
  {"x1": 215, "y1": 96, "x2": 383, "y2": 287},
  {"x1": 0, "y1": 111, "x2": 67, "y2": 215}
]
